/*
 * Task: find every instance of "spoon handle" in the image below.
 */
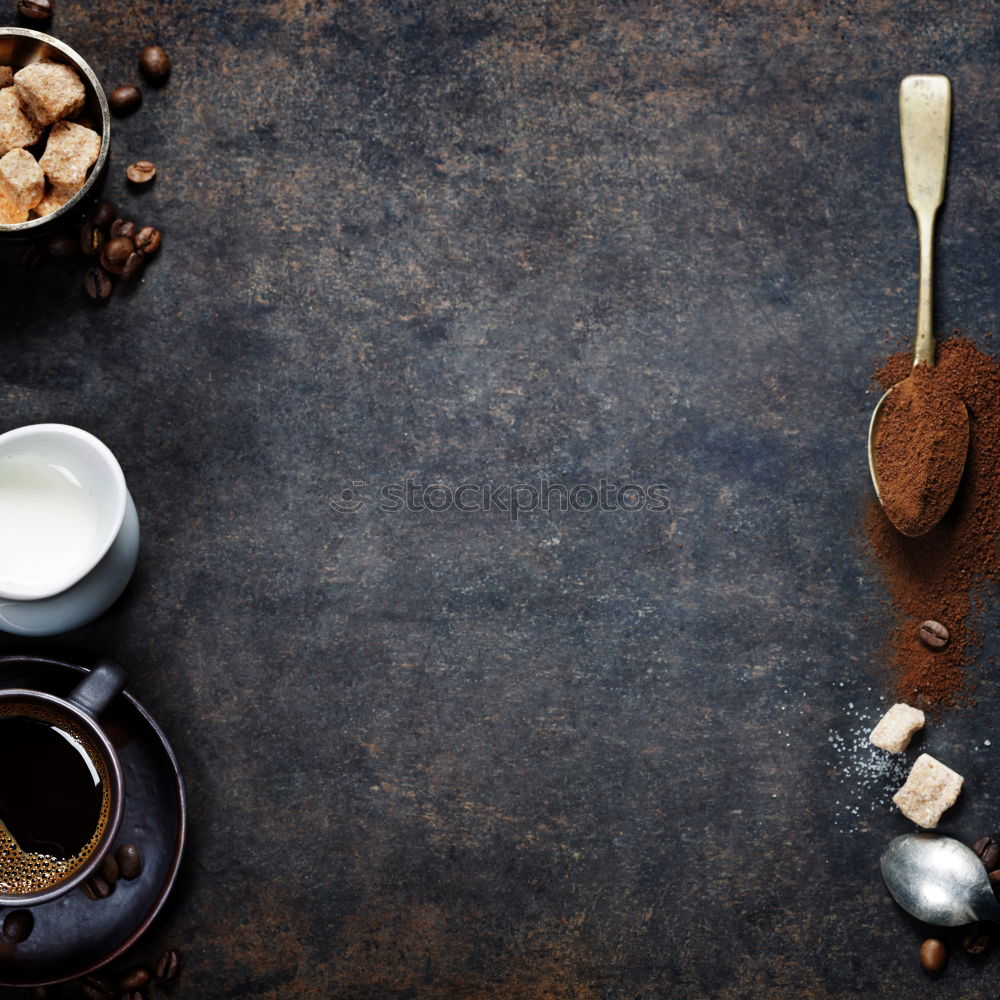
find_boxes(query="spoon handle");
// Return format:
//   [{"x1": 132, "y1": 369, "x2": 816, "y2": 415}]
[{"x1": 899, "y1": 75, "x2": 951, "y2": 368}]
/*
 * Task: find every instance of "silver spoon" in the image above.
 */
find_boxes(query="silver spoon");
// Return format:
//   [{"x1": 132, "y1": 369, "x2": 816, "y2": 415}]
[
  {"x1": 881, "y1": 833, "x2": 1000, "y2": 926},
  {"x1": 867, "y1": 74, "x2": 969, "y2": 536}
]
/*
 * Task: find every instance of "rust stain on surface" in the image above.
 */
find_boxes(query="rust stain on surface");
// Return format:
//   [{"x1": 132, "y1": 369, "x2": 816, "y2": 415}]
[{"x1": 332, "y1": 903, "x2": 604, "y2": 999}]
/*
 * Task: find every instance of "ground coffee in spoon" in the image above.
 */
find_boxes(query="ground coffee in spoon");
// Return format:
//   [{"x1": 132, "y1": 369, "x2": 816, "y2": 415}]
[
  {"x1": 872, "y1": 364, "x2": 968, "y2": 536},
  {"x1": 866, "y1": 334, "x2": 1000, "y2": 710}
]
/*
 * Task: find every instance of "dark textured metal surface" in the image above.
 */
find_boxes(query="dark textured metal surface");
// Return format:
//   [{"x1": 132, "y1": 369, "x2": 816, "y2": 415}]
[{"x1": 1, "y1": 1, "x2": 1000, "y2": 996}]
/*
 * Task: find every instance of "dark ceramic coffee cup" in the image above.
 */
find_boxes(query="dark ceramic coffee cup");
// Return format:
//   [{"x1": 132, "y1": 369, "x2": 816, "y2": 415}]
[{"x1": 0, "y1": 659, "x2": 126, "y2": 906}]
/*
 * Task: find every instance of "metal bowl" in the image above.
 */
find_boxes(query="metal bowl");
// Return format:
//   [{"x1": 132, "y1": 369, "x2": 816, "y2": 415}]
[{"x1": 0, "y1": 27, "x2": 110, "y2": 240}]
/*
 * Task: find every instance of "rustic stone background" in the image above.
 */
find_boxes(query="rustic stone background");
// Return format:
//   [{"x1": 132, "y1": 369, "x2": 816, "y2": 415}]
[{"x1": 2, "y1": 1, "x2": 1000, "y2": 996}]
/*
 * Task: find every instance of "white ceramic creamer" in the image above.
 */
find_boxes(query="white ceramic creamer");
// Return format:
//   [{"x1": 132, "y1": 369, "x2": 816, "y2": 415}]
[
  {"x1": 0, "y1": 453, "x2": 103, "y2": 598},
  {"x1": 0, "y1": 425, "x2": 138, "y2": 635}
]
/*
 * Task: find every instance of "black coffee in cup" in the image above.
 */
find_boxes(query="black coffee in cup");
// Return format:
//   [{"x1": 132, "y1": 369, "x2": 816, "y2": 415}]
[{"x1": 0, "y1": 701, "x2": 112, "y2": 895}]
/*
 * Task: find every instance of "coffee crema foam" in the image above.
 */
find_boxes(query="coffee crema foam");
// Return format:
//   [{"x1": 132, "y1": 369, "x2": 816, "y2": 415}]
[{"x1": 0, "y1": 701, "x2": 112, "y2": 896}]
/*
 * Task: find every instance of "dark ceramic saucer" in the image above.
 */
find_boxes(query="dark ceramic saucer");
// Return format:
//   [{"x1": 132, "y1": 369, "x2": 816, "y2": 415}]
[{"x1": 0, "y1": 655, "x2": 185, "y2": 987}]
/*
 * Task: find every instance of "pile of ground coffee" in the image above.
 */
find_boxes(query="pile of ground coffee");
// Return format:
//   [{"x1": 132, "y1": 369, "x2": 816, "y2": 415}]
[
  {"x1": 872, "y1": 365, "x2": 969, "y2": 537},
  {"x1": 866, "y1": 335, "x2": 1000, "y2": 710}
]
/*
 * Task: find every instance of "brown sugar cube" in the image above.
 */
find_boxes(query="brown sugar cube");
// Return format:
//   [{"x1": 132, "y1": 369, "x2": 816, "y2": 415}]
[
  {"x1": 0, "y1": 148, "x2": 44, "y2": 211},
  {"x1": 0, "y1": 190, "x2": 28, "y2": 224},
  {"x1": 38, "y1": 121, "x2": 100, "y2": 191},
  {"x1": 870, "y1": 702, "x2": 926, "y2": 753},
  {"x1": 32, "y1": 182, "x2": 77, "y2": 217},
  {"x1": 0, "y1": 87, "x2": 43, "y2": 155},
  {"x1": 14, "y1": 61, "x2": 85, "y2": 126},
  {"x1": 0, "y1": 67, "x2": 13, "y2": 89},
  {"x1": 893, "y1": 753, "x2": 964, "y2": 828}
]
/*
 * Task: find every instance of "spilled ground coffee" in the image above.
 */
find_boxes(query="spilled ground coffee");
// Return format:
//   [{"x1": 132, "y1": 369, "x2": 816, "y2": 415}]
[{"x1": 866, "y1": 334, "x2": 1000, "y2": 710}]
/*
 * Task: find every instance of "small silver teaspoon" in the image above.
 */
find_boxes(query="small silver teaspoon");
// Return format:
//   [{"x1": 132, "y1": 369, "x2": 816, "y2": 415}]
[{"x1": 881, "y1": 833, "x2": 1000, "y2": 926}]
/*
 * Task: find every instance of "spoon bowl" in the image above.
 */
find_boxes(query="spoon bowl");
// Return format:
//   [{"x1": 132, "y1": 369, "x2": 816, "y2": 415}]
[
  {"x1": 881, "y1": 833, "x2": 1000, "y2": 927},
  {"x1": 868, "y1": 380, "x2": 969, "y2": 536}
]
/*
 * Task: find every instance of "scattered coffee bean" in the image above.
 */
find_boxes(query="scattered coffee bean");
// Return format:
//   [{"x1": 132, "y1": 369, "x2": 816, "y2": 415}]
[
  {"x1": 138, "y1": 45, "x2": 171, "y2": 85},
  {"x1": 83, "y1": 266, "x2": 112, "y2": 301},
  {"x1": 110, "y1": 218, "x2": 137, "y2": 240},
  {"x1": 2, "y1": 908, "x2": 33, "y2": 943},
  {"x1": 17, "y1": 0, "x2": 52, "y2": 19},
  {"x1": 988, "y1": 870, "x2": 1000, "y2": 899},
  {"x1": 18, "y1": 242, "x2": 45, "y2": 270},
  {"x1": 919, "y1": 620, "x2": 950, "y2": 649},
  {"x1": 100, "y1": 851, "x2": 120, "y2": 883},
  {"x1": 125, "y1": 160, "x2": 157, "y2": 185},
  {"x1": 85, "y1": 873, "x2": 113, "y2": 899},
  {"x1": 134, "y1": 225, "x2": 161, "y2": 255},
  {"x1": 962, "y1": 922, "x2": 991, "y2": 955},
  {"x1": 80, "y1": 975, "x2": 115, "y2": 1000},
  {"x1": 120, "y1": 992, "x2": 143, "y2": 1000},
  {"x1": 120, "y1": 250, "x2": 145, "y2": 282},
  {"x1": 80, "y1": 221, "x2": 105, "y2": 257},
  {"x1": 100, "y1": 235, "x2": 135, "y2": 275},
  {"x1": 972, "y1": 835, "x2": 1000, "y2": 871},
  {"x1": 155, "y1": 948, "x2": 180, "y2": 980},
  {"x1": 108, "y1": 84, "x2": 142, "y2": 116},
  {"x1": 28, "y1": 987, "x2": 50, "y2": 999},
  {"x1": 116, "y1": 842, "x2": 143, "y2": 879},
  {"x1": 919, "y1": 937, "x2": 947, "y2": 973},
  {"x1": 119, "y1": 966, "x2": 151, "y2": 990},
  {"x1": 89, "y1": 199, "x2": 117, "y2": 231},
  {"x1": 46, "y1": 231, "x2": 78, "y2": 259}
]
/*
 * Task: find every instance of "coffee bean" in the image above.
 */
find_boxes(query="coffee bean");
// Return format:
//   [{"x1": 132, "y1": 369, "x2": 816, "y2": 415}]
[
  {"x1": 919, "y1": 937, "x2": 947, "y2": 973},
  {"x1": 138, "y1": 45, "x2": 171, "y2": 85},
  {"x1": 972, "y1": 835, "x2": 1000, "y2": 871},
  {"x1": 99, "y1": 235, "x2": 134, "y2": 275},
  {"x1": 119, "y1": 966, "x2": 151, "y2": 990},
  {"x1": 17, "y1": 242, "x2": 45, "y2": 269},
  {"x1": 100, "y1": 851, "x2": 119, "y2": 883},
  {"x1": 120, "y1": 250, "x2": 145, "y2": 283},
  {"x1": 17, "y1": 0, "x2": 52, "y2": 19},
  {"x1": 919, "y1": 620, "x2": 949, "y2": 649},
  {"x1": 134, "y1": 225, "x2": 161, "y2": 255},
  {"x1": 80, "y1": 221, "x2": 105, "y2": 257},
  {"x1": 155, "y1": 948, "x2": 180, "y2": 980},
  {"x1": 83, "y1": 873, "x2": 112, "y2": 899},
  {"x1": 28, "y1": 987, "x2": 50, "y2": 999},
  {"x1": 46, "y1": 231, "x2": 78, "y2": 259},
  {"x1": 89, "y1": 199, "x2": 117, "y2": 231},
  {"x1": 120, "y1": 992, "x2": 144, "y2": 1000},
  {"x1": 110, "y1": 218, "x2": 137, "y2": 240},
  {"x1": 108, "y1": 85, "x2": 142, "y2": 116},
  {"x1": 83, "y1": 266, "x2": 113, "y2": 302},
  {"x1": 80, "y1": 975, "x2": 115, "y2": 1000},
  {"x1": 125, "y1": 161, "x2": 157, "y2": 185},
  {"x1": 116, "y1": 843, "x2": 143, "y2": 879},
  {"x1": 962, "y1": 922, "x2": 990, "y2": 955},
  {"x1": 2, "y1": 908, "x2": 33, "y2": 943},
  {"x1": 988, "y1": 869, "x2": 1000, "y2": 899}
]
